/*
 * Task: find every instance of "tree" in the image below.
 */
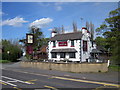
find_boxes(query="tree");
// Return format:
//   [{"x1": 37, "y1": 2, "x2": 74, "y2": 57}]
[
  {"x1": 2, "y1": 39, "x2": 23, "y2": 62},
  {"x1": 19, "y1": 26, "x2": 49, "y2": 56},
  {"x1": 96, "y1": 8, "x2": 120, "y2": 65},
  {"x1": 86, "y1": 21, "x2": 89, "y2": 30},
  {"x1": 90, "y1": 22, "x2": 94, "y2": 40},
  {"x1": 39, "y1": 38, "x2": 49, "y2": 46},
  {"x1": 73, "y1": 21, "x2": 77, "y2": 32},
  {"x1": 29, "y1": 26, "x2": 44, "y2": 50},
  {"x1": 61, "y1": 25, "x2": 65, "y2": 34},
  {"x1": 95, "y1": 37, "x2": 106, "y2": 49}
]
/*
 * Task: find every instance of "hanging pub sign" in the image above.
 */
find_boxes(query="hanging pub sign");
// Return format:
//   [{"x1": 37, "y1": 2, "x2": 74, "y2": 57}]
[
  {"x1": 26, "y1": 46, "x2": 33, "y2": 54},
  {"x1": 26, "y1": 34, "x2": 34, "y2": 44}
]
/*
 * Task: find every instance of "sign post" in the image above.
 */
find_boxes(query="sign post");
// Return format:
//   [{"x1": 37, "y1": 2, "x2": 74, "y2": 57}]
[{"x1": 26, "y1": 34, "x2": 34, "y2": 59}]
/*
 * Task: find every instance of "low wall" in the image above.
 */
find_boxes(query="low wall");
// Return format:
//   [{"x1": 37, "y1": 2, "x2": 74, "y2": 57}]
[{"x1": 20, "y1": 62, "x2": 108, "y2": 73}]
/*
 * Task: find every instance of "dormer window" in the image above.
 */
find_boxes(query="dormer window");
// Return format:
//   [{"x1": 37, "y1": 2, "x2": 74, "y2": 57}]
[
  {"x1": 71, "y1": 40, "x2": 74, "y2": 47},
  {"x1": 53, "y1": 41, "x2": 56, "y2": 47}
]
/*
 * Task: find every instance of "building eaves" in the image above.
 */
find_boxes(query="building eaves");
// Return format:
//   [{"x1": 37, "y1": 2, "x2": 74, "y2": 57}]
[
  {"x1": 51, "y1": 48, "x2": 77, "y2": 53},
  {"x1": 90, "y1": 49, "x2": 102, "y2": 53}
]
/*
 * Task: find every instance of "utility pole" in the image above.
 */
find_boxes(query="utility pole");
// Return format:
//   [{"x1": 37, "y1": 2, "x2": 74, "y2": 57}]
[{"x1": 7, "y1": 51, "x2": 10, "y2": 60}]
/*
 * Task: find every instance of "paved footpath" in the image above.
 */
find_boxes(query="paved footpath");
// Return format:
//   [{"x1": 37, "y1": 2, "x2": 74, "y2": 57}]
[{"x1": 1, "y1": 62, "x2": 119, "y2": 84}]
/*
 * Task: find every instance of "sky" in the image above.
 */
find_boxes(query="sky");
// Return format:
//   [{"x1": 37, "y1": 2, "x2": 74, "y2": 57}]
[{"x1": 1, "y1": 2, "x2": 118, "y2": 40}]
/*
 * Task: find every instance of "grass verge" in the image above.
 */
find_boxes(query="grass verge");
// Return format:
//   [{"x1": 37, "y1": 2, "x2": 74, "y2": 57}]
[
  {"x1": 0, "y1": 60, "x2": 11, "y2": 63},
  {"x1": 108, "y1": 65, "x2": 120, "y2": 72}
]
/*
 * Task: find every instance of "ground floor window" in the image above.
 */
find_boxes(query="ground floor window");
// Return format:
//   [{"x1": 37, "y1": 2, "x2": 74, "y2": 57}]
[
  {"x1": 60, "y1": 53, "x2": 66, "y2": 58},
  {"x1": 51, "y1": 52, "x2": 76, "y2": 59},
  {"x1": 69, "y1": 52, "x2": 76, "y2": 58},
  {"x1": 51, "y1": 52, "x2": 57, "y2": 58}
]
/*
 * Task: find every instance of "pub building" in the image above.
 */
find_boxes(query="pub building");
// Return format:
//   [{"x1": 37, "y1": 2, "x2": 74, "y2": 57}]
[{"x1": 48, "y1": 27, "x2": 99, "y2": 63}]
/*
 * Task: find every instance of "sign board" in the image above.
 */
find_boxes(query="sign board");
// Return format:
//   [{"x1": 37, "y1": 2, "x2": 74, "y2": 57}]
[
  {"x1": 58, "y1": 41, "x2": 67, "y2": 46},
  {"x1": 26, "y1": 34, "x2": 34, "y2": 44},
  {"x1": 26, "y1": 46, "x2": 33, "y2": 54}
]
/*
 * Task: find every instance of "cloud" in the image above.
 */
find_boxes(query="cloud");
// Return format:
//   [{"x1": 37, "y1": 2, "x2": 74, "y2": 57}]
[
  {"x1": 38, "y1": 2, "x2": 63, "y2": 11},
  {"x1": 54, "y1": 2, "x2": 63, "y2": 11},
  {"x1": 54, "y1": 2, "x2": 64, "y2": 6},
  {"x1": 1, "y1": 17, "x2": 28, "y2": 27},
  {"x1": 48, "y1": 28, "x2": 53, "y2": 31},
  {"x1": 56, "y1": 6, "x2": 62, "y2": 11},
  {"x1": 30, "y1": 18, "x2": 53, "y2": 28},
  {"x1": 64, "y1": 30, "x2": 73, "y2": 33},
  {"x1": 37, "y1": 2, "x2": 50, "y2": 7},
  {"x1": 2, "y1": 0, "x2": 120, "y2": 2},
  {"x1": 0, "y1": 11, "x2": 8, "y2": 16},
  {"x1": 0, "y1": 11, "x2": 4, "y2": 16},
  {"x1": 63, "y1": 26, "x2": 82, "y2": 33},
  {"x1": 94, "y1": 2, "x2": 101, "y2": 6}
]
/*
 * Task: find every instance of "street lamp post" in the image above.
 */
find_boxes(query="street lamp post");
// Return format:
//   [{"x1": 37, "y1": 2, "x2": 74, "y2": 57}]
[
  {"x1": 26, "y1": 33, "x2": 34, "y2": 60},
  {"x1": 7, "y1": 51, "x2": 10, "y2": 60}
]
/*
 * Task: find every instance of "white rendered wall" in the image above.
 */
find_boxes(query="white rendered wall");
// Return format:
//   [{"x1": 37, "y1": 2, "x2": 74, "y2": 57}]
[
  {"x1": 81, "y1": 34, "x2": 91, "y2": 62},
  {"x1": 48, "y1": 40, "x2": 81, "y2": 61}
]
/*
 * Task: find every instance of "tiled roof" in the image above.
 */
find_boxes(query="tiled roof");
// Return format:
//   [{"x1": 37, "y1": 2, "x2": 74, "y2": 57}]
[
  {"x1": 90, "y1": 49, "x2": 102, "y2": 53},
  {"x1": 49, "y1": 31, "x2": 83, "y2": 41},
  {"x1": 37, "y1": 45, "x2": 47, "y2": 53}
]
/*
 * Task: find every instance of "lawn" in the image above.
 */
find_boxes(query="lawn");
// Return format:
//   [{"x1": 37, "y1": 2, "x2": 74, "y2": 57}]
[
  {"x1": 0, "y1": 60, "x2": 11, "y2": 63},
  {"x1": 108, "y1": 65, "x2": 120, "y2": 72}
]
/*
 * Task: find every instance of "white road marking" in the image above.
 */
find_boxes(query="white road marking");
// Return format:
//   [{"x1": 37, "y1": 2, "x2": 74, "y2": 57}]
[
  {"x1": 64, "y1": 75, "x2": 70, "y2": 76},
  {"x1": 0, "y1": 80, "x2": 17, "y2": 86},
  {"x1": 2, "y1": 76, "x2": 32, "y2": 84},
  {"x1": 82, "y1": 77, "x2": 86, "y2": 79}
]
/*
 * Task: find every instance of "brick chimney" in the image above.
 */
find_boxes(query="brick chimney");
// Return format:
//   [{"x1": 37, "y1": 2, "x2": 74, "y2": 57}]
[
  {"x1": 51, "y1": 30, "x2": 57, "y2": 37},
  {"x1": 82, "y1": 27, "x2": 90, "y2": 37},
  {"x1": 82, "y1": 27, "x2": 87, "y2": 34}
]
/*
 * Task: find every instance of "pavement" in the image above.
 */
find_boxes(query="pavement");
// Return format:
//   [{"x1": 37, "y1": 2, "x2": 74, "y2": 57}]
[{"x1": 1, "y1": 61, "x2": 119, "y2": 84}]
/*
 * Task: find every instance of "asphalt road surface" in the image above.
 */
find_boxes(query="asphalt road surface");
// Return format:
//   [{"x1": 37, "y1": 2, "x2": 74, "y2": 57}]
[{"x1": 1, "y1": 68, "x2": 119, "y2": 90}]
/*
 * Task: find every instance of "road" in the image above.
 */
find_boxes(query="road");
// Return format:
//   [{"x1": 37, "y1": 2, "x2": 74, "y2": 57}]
[{"x1": 1, "y1": 68, "x2": 120, "y2": 90}]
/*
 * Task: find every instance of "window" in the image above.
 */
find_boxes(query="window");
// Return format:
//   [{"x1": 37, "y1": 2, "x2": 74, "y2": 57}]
[
  {"x1": 53, "y1": 41, "x2": 56, "y2": 47},
  {"x1": 83, "y1": 40, "x2": 87, "y2": 51},
  {"x1": 92, "y1": 41, "x2": 94, "y2": 47},
  {"x1": 51, "y1": 53, "x2": 57, "y2": 58},
  {"x1": 69, "y1": 52, "x2": 75, "y2": 58},
  {"x1": 60, "y1": 53, "x2": 66, "y2": 58},
  {"x1": 71, "y1": 40, "x2": 74, "y2": 47}
]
